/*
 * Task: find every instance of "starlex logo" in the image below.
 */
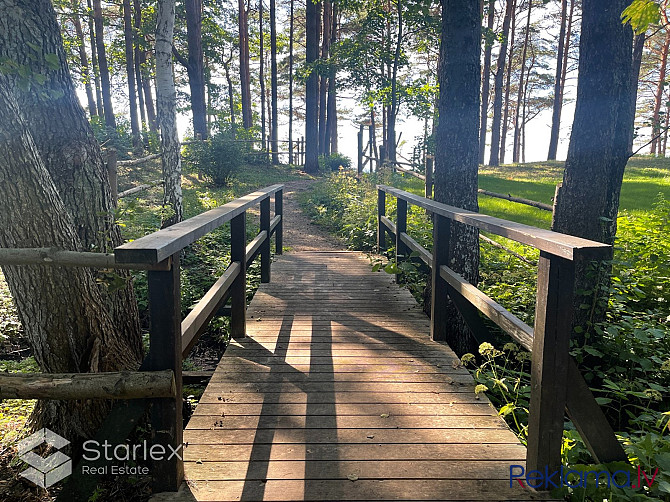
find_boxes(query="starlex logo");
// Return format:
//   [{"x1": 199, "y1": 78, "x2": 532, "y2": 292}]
[
  {"x1": 17, "y1": 428, "x2": 72, "y2": 488},
  {"x1": 510, "y1": 464, "x2": 659, "y2": 490}
]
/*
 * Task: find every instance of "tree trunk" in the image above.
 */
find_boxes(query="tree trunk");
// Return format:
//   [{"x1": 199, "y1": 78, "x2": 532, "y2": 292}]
[
  {"x1": 260, "y1": 0, "x2": 266, "y2": 149},
  {"x1": 387, "y1": 0, "x2": 403, "y2": 163},
  {"x1": 239, "y1": 0, "x2": 252, "y2": 129},
  {"x1": 122, "y1": 0, "x2": 141, "y2": 150},
  {"x1": 547, "y1": 0, "x2": 568, "y2": 160},
  {"x1": 133, "y1": 0, "x2": 147, "y2": 134},
  {"x1": 552, "y1": 0, "x2": 634, "y2": 335},
  {"x1": 304, "y1": 0, "x2": 321, "y2": 173},
  {"x1": 223, "y1": 53, "x2": 236, "y2": 126},
  {"x1": 87, "y1": 0, "x2": 104, "y2": 118},
  {"x1": 434, "y1": 0, "x2": 480, "y2": 356},
  {"x1": 155, "y1": 0, "x2": 183, "y2": 226},
  {"x1": 512, "y1": 0, "x2": 532, "y2": 163},
  {"x1": 499, "y1": 0, "x2": 517, "y2": 164},
  {"x1": 651, "y1": 25, "x2": 670, "y2": 155},
  {"x1": 629, "y1": 32, "x2": 646, "y2": 153},
  {"x1": 288, "y1": 0, "x2": 294, "y2": 163},
  {"x1": 185, "y1": 0, "x2": 208, "y2": 140},
  {"x1": 326, "y1": 1, "x2": 338, "y2": 154},
  {"x1": 270, "y1": 0, "x2": 278, "y2": 164},
  {"x1": 488, "y1": 0, "x2": 513, "y2": 166},
  {"x1": 71, "y1": 1, "x2": 97, "y2": 117},
  {"x1": 478, "y1": 0, "x2": 495, "y2": 164},
  {"x1": 140, "y1": 50, "x2": 158, "y2": 133},
  {"x1": 319, "y1": 0, "x2": 332, "y2": 156},
  {"x1": 93, "y1": 0, "x2": 116, "y2": 130}
]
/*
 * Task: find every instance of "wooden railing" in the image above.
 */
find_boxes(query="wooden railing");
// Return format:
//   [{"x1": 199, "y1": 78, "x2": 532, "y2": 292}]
[
  {"x1": 377, "y1": 185, "x2": 626, "y2": 474},
  {"x1": 0, "y1": 184, "x2": 283, "y2": 495}
]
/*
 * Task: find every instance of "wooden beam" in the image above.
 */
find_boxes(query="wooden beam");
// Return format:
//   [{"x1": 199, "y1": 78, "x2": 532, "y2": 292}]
[
  {"x1": 399, "y1": 232, "x2": 432, "y2": 267},
  {"x1": 377, "y1": 190, "x2": 387, "y2": 252},
  {"x1": 245, "y1": 231, "x2": 268, "y2": 267},
  {"x1": 0, "y1": 370, "x2": 175, "y2": 400},
  {"x1": 117, "y1": 153, "x2": 161, "y2": 166},
  {"x1": 380, "y1": 215, "x2": 396, "y2": 236},
  {"x1": 270, "y1": 215, "x2": 281, "y2": 235},
  {"x1": 275, "y1": 189, "x2": 283, "y2": 254},
  {"x1": 430, "y1": 215, "x2": 451, "y2": 342},
  {"x1": 118, "y1": 179, "x2": 163, "y2": 198},
  {"x1": 260, "y1": 197, "x2": 271, "y2": 283},
  {"x1": 478, "y1": 189, "x2": 552, "y2": 212},
  {"x1": 181, "y1": 262, "x2": 241, "y2": 358},
  {"x1": 230, "y1": 213, "x2": 247, "y2": 339},
  {"x1": 0, "y1": 247, "x2": 169, "y2": 270}
]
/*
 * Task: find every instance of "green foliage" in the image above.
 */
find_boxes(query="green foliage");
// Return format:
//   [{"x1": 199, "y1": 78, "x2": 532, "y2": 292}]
[
  {"x1": 182, "y1": 133, "x2": 244, "y2": 186},
  {"x1": 318, "y1": 153, "x2": 352, "y2": 171},
  {"x1": 622, "y1": 0, "x2": 661, "y2": 34}
]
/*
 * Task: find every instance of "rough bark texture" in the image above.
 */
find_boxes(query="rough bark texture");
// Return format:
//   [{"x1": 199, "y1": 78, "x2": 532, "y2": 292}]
[
  {"x1": 123, "y1": 0, "x2": 141, "y2": 150},
  {"x1": 92, "y1": 0, "x2": 116, "y2": 130},
  {"x1": 478, "y1": 0, "x2": 495, "y2": 164},
  {"x1": 305, "y1": 0, "x2": 321, "y2": 173},
  {"x1": 0, "y1": 0, "x2": 142, "y2": 352},
  {"x1": 270, "y1": 0, "x2": 279, "y2": 163},
  {"x1": 185, "y1": 0, "x2": 208, "y2": 140},
  {"x1": 488, "y1": 0, "x2": 513, "y2": 166},
  {"x1": 71, "y1": 2, "x2": 97, "y2": 117},
  {"x1": 155, "y1": 0, "x2": 183, "y2": 226},
  {"x1": 434, "y1": 0, "x2": 480, "y2": 356},
  {"x1": 86, "y1": 0, "x2": 104, "y2": 118},
  {"x1": 239, "y1": 0, "x2": 253, "y2": 129},
  {"x1": 547, "y1": 0, "x2": 568, "y2": 160}
]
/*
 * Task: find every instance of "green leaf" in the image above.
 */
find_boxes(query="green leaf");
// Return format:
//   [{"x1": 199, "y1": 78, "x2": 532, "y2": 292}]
[{"x1": 621, "y1": 0, "x2": 661, "y2": 34}]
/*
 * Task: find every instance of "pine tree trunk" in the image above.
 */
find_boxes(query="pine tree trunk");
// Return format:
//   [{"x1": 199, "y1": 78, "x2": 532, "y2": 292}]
[
  {"x1": 499, "y1": 0, "x2": 517, "y2": 164},
  {"x1": 304, "y1": 0, "x2": 321, "y2": 173},
  {"x1": 133, "y1": 0, "x2": 147, "y2": 134},
  {"x1": 319, "y1": 0, "x2": 331, "y2": 156},
  {"x1": 239, "y1": 0, "x2": 252, "y2": 129},
  {"x1": 388, "y1": 0, "x2": 403, "y2": 163},
  {"x1": 288, "y1": 0, "x2": 294, "y2": 163},
  {"x1": 123, "y1": 0, "x2": 141, "y2": 150},
  {"x1": 185, "y1": 0, "x2": 208, "y2": 140},
  {"x1": 488, "y1": 0, "x2": 513, "y2": 166},
  {"x1": 629, "y1": 32, "x2": 646, "y2": 153},
  {"x1": 260, "y1": 0, "x2": 266, "y2": 149},
  {"x1": 223, "y1": 54, "x2": 236, "y2": 126},
  {"x1": 87, "y1": 0, "x2": 104, "y2": 119},
  {"x1": 93, "y1": 0, "x2": 116, "y2": 130},
  {"x1": 155, "y1": 0, "x2": 183, "y2": 226},
  {"x1": 513, "y1": 0, "x2": 532, "y2": 163},
  {"x1": 478, "y1": 0, "x2": 495, "y2": 164},
  {"x1": 140, "y1": 51, "x2": 158, "y2": 132},
  {"x1": 434, "y1": 0, "x2": 480, "y2": 356},
  {"x1": 547, "y1": 0, "x2": 568, "y2": 160},
  {"x1": 651, "y1": 25, "x2": 670, "y2": 155},
  {"x1": 270, "y1": 0, "x2": 278, "y2": 164},
  {"x1": 71, "y1": 1, "x2": 97, "y2": 117},
  {"x1": 326, "y1": 2, "x2": 338, "y2": 154}
]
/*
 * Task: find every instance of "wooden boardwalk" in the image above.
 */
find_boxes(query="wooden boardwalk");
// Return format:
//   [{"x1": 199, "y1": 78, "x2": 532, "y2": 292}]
[{"x1": 176, "y1": 251, "x2": 540, "y2": 501}]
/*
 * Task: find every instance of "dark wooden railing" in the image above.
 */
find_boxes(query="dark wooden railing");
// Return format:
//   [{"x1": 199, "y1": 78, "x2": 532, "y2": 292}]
[
  {"x1": 0, "y1": 184, "x2": 283, "y2": 495},
  {"x1": 377, "y1": 185, "x2": 626, "y2": 475}
]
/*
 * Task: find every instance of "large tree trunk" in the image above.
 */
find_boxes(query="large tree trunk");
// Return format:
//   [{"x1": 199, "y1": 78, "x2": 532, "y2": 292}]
[
  {"x1": 71, "y1": 0, "x2": 97, "y2": 118},
  {"x1": 260, "y1": 0, "x2": 266, "y2": 149},
  {"x1": 326, "y1": 1, "x2": 338, "y2": 154},
  {"x1": 319, "y1": 0, "x2": 332, "y2": 157},
  {"x1": 239, "y1": 0, "x2": 252, "y2": 129},
  {"x1": 155, "y1": 0, "x2": 183, "y2": 226},
  {"x1": 304, "y1": 0, "x2": 321, "y2": 173},
  {"x1": 512, "y1": 0, "x2": 532, "y2": 163},
  {"x1": 288, "y1": 0, "x2": 294, "y2": 163},
  {"x1": 123, "y1": 0, "x2": 141, "y2": 150},
  {"x1": 629, "y1": 32, "x2": 646, "y2": 153},
  {"x1": 434, "y1": 0, "x2": 480, "y2": 356},
  {"x1": 547, "y1": 0, "x2": 569, "y2": 160},
  {"x1": 87, "y1": 0, "x2": 104, "y2": 119},
  {"x1": 488, "y1": 0, "x2": 513, "y2": 166},
  {"x1": 93, "y1": 0, "x2": 116, "y2": 130},
  {"x1": 0, "y1": 0, "x2": 143, "y2": 440},
  {"x1": 478, "y1": 0, "x2": 495, "y2": 164},
  {"x1": 185, "y1": 0, "x2": 208, "y2": 140},
  {"x1": 552, "y1": 0, "x2": 635, "y2": 335},
  {"x1": 387, "y1": 0, "x2": 403, "y2": 163},
  {"x1": 270, "y1": 0, "x2": 279, "y2": 164}
]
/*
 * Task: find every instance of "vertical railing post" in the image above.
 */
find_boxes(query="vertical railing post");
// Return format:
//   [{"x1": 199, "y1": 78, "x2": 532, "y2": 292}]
[
  {"x1": 147, "y1": 254, "x2": 183, "y2": 492},
  {"x1": 377, "y1": 189, "x2": 386, "y2": 253},
  {"x1": 425, "y1": 156, "x2": 433, "y2": 200},
  {"x1": 357, "y1": 125, "x2": 364, "y2": 176},
  {"x1": 230, "y1": 212, "x2": 247, "y2": 338},
  {"x1": 430, "y1": 214, "x2": 450, "y2": 341},
  {"x1": 260, "y1": 196, "x2": 271, "y2": 283},
  {"x1": 275, "y1": 188, "x2": 283, "y2": 255},
  {"x1": 526, "y1": 252, "x2": 575, "y2": 474},
  {"x1": 395, "y1": 198, "x2": 407, "y2": 284}
]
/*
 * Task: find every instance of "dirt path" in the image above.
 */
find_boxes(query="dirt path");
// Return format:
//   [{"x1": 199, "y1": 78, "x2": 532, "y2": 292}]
[{"x1": 280, "y1": 179, "x2": 345, "y2": 252}]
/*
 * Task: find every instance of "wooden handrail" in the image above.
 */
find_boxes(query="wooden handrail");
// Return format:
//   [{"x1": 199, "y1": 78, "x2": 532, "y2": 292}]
[
  {"x1": 0, "y1": 247, "x2": 170, "y2": 270},
  {"x1": 115, "y1": 184, "x2": 284, "y2": 264}
]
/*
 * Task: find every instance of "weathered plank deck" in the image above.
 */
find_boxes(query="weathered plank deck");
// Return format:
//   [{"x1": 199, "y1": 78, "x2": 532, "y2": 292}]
[{"x1": 176, "y1": 251, "x2": 543, "y2": 501}]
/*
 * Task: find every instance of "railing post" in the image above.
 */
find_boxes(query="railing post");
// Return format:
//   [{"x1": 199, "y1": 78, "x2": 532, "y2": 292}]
[
  {"x1": 425, "y1": 155, "x2": 433, "y2": 199},
  {"x1": 357, "y1": 125, "x2": 364, "y2": 176},
  {"x1": 526, "y1": 252, "x2": 575, "y2": 474},
  {"x1": 430, "y1": 214, "x2": 450, "y2": 341},
  {"x1": 260, "y1": 196, "x2": 271, "y2": 283},
  {"x1": 147, "y1": 254, "x2": 183, "y2": 492},
  {"x1": 377, "y1": 189, "x2": 386, "y2": 252},
  {"x1": 395, "y1": 198, "x2": 407, "y2": 284},
  {"x1": 230, "y1": 212, "x2": 247, "y2": 338},
  {"x1": 275, "y1": 188, "x2": 283, "y2": 255}
]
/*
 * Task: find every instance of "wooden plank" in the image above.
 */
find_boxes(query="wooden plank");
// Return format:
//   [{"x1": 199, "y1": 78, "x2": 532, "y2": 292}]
[
  {"x1": 260, "y1": 196, "x2": 271, "y2": 282},
  {"x1": 379, "y1": 215, "x2": 396, "y2": 236},
  {"x1": 207, "y1": 372, "x2": 474, "y2": 384},
  {"x1": 274, "y1": 189, "x2": 282, "y2": 254},
  {"x1": 196, "y1": 391, "x2": 483, "y2": 405},
  {"x1": 431, "y1": 214, "x2": 450, "y2": 341},
  {"x1": 115, "y1": 185, "x2": 283, "y2": 263},
  {"x1": 377, "y1": 190, "x2": 386, "y2": 251},
  {"x1": 478, "y1": 189, "x2": 552, "y2": 212},
  {"x1": 0, "y1": 247, "x2": 169, "y2": 270},
  {"x1": 379, "y1": 185, "x2": 610, "y2": 260},
  {"x1": 400, "y1": 232, "x2": 432, "y2": 266},
  {"x1": 230, "y1": 213, "x2": 246, "y2": 339}
]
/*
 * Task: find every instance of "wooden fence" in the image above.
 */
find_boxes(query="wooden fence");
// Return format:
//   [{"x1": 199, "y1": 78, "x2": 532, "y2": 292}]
[
  {"x1": 377, "y1": 185, "x2": 626, "y2": 475},
  {"x1": 0, "y1": 184, "x2": 284, "y2": 496}
]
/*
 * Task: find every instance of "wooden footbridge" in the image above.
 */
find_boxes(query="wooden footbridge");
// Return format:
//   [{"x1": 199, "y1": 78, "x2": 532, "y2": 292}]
[{"x1": 0, "y1": 183, "x2": 628, "y2": 501}]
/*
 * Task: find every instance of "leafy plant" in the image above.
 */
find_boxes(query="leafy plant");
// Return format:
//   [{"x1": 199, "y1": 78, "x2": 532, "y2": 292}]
[{"x1": 183, "y1": 132, "x2": 243, "y2": 186}]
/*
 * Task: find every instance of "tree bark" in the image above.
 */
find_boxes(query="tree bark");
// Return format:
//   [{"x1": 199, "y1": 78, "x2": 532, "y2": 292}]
[
  {"x1": 270, "y1": 0, "x2": 279, "y2": 163},
  {"x1": 288, "y1": 0, "x2": 294, "y2": 163},
  {"x1": 223, "y1": 52, "x2": 236, "y2": 126},
  {"x1": 304, "y1": 0, "x2": 321, "y2": 173},
  {"x1": 629, "y1": 32, "x2": 646, "y2": 153},
  {"x1": 140, "y1": 50, "x2": 158, "y2": 133},
  {"x1": 260, "y1": 0, "x2": 266, "y2": 149},
  {"x1": 387, "y1": 0, "x2": 403, "y2": 163},
  {"x1": 434, "y1": 0, "x2": 480, "y2": 356},
  {"x1": 499, "y1": 0, "x2": 517, "y2": 164},
  {"x1": 239, "y1": 0, "x2": 253, "y2": 129},
  {"x1": 86, "y1": 0, "x2": 104, "y2": 118},
  {"x1": 71, "y1": 1, "x2": 97, "y2": 118},
  {"x1": 488, "y1": 0, "x2": 513, "y2": 166},
  {"x1": 651, "y1": 24, "x2": 670, "y2": 155},
  {"x1": 123, "y1": 0, "x2": 141, "y2": 150},
  {"x1": 133, "y1": 0, "x2": 147, "y2": 134},
  {"x1": 478, "y1": 0, "x2": 495, "y2": 164},
  {"x1": 326, "y1": 1, "x2": 338, "y2": 154},
  {"x1": 512, "y1": 0, "x2": 532, "y2": 163},
  {"x1": 155, "y1": 0, "x2": 183, "y2": 226},
  {"x1": 185, "y1": 0, "x2": 208, "y2": 140},
  {"x1": 93, "y1": 0, "x2": 116, "y2": 130},
  {"x1": 319, "y1": 0, "x2": 332, "y2": 156},
  {"x1": 547, "y1": 0, "x2": 568, "y2": 160}
]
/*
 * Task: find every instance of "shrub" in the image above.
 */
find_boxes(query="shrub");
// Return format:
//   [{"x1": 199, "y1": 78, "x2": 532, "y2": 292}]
[
  {"x1": 183, "y1": 133, "x2": 243, "y2": 186},
  {"x1": 319, "y1": 153, "x2": 352, "y2": 171}
]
